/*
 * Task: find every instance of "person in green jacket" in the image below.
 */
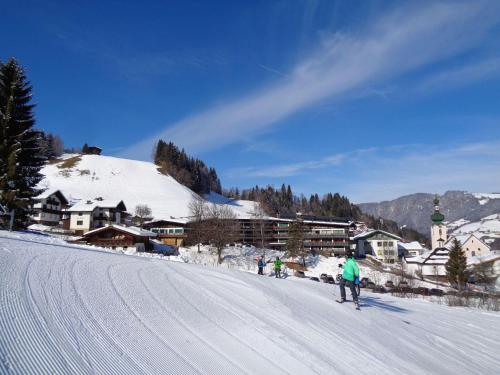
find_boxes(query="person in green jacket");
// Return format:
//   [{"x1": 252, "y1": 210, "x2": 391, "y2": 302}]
[
  {"x1": 274, "y1": 256, "x2": 283, "y2": 278},
  {"x1": 338, "y1": 250, "x2": 360, "y2": 306}
]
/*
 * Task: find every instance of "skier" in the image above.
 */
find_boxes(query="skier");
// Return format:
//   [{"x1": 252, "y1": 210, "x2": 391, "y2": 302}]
[
  {"x1": 337, "y1": 250, "x2": 360, "y2": 309},
  {"x1": 274, "y1": 256, "x2": 283, "y2": 278},
  {"x1": 257, "y1": 256, "x2": 266, "y2": 275}
]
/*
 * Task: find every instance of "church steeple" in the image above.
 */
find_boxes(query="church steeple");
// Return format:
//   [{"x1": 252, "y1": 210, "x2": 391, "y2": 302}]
[
  {"x1": 431, "y1": 195, "x2": 445, "y2": 224},
  {"x1": 430, "y1": 195, "x2": 447, "y2": 249}
]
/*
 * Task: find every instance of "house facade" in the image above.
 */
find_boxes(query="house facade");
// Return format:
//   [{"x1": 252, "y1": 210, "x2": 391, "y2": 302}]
[
  {"x1": 404, "y1": 247, "x2": 450, "y2": 279},
  {"x1": 352, "y1": 230, "x2": 402, "y2": 263},
  {"x1": 144, "y1": 219, "x2": 187, "y2": 247},
  {"x1": 236, "y1": 215, "x2": 351, "y2": 255},
  {"x1": 446, "y1": 234, "x2": 490, "y2": 258},
  {"x1": 66, "y1": 198, "x2": 127, "y2": 235},
  {"x1": 80, "y1": 224, "x2": 156, "y2": 251},
  {"x1": 398, "y1": 241, "x2": 427, "y2": 257},
  {"x1": 31, "y1": 190, "x2": 69, "y2": 226}
]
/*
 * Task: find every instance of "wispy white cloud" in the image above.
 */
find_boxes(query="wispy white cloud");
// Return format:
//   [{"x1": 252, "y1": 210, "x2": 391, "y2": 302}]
[
  {"x1": 347, "y1": 140, "x2": 500, "y2": 202},
  {"x1": 228, "y1": 138, "x2": 500, "y2": 203},
  {"x1": 417, "y1": 56, "x2": 500, "y2": 92},
  {"x1": 339, "y1": 143, "x2": 499, "y2": 202},
  {"x1": 231, "y1": 153, "x2": 346, "y2": 178},
  {"x1": 123, "y1": 1, "x2": 500, "y2": 159}
]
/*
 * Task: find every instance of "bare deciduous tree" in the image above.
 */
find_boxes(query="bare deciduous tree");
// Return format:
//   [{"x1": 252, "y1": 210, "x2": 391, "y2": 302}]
[
  {"x1": 286, "y1": 219, "x2": 307, "y2": 267},
  {"x1": 205, "y1": 204, "x2": 240, "y2": 264},
  {"x1": 252, "y1": 198, "x2": 267, "y2": 254},
  {"x1": 135, "y1": 204, "x2": 152, "y2": 228},
  {"x1": 188, "y1": 195, "x2": 207, "y2": 253}
]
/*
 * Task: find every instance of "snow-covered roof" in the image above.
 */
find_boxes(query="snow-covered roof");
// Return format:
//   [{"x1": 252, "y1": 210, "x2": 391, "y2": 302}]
[
  {"x1": 398, "y1": 241, "x2": 425, "y2": 251},
  {"x1": 35, "y1": 189, "x2": 69, "y2": 205},
  {"x1": 353, "y1": 229, "x2": 402, "y2": 241},
  {"x1": 67, "y1": 199, "x2": 126, "y2": 212},
  {"x1": 406, "y1": 247, "x2": 449, "y2": 265},
  {"x1": 445, "y1": 234, "x2": 489, "y2": 249},
  {"x1": 83, "y1": 224, "x2": 157, "y2": 238}
]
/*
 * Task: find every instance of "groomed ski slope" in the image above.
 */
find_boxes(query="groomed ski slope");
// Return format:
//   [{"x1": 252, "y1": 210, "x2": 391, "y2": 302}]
[{"x1": 1, "y1": 234, "x2": 500, "y2": 375}]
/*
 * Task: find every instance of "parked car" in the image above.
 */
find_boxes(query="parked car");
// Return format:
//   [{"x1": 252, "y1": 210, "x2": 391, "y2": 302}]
[
  {"x1": 359, "y1": 277, "x2": 370, "y2": 288},
  {"x1": 310, "y1": 277, "x2": 320, "y2": 282},
  {"x1": 429, "y1": 288, "x2": 444, "y2": 296},
  {"x1": 413, "y1": 287, "x2": 430, "y2": 296},
  {"x1": 385, "y1": 280, "x2": 395, "y2": 288},
  {"x1": 326, "y1": 275, "x2": 335, "y2": 284},
  {"x1": 372, "y1": 285, "x2": 386, "y2": 293},
  {"x1": 366, "y1": 282, "x2": 376, "y2": 289}
]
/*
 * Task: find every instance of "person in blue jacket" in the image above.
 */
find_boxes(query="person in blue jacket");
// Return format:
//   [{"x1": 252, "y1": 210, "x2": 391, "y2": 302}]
[
  {"x1": 338, "y1": 250, "x2": 360, "y2": 306},
  {"x1": 257, "y1": 256, "x2": 266, "y2": 275}
]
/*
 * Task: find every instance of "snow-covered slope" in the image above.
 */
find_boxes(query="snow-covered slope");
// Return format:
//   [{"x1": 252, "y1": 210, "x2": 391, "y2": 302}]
[
  {"x1": 448, "y1": 213, "x2": 500, "y2": 245},
  {"x1": 38, "y1": 154, "x2": 257, "y2": 222},
  {"x1": 1, "y1": 232, "x2": 500, "y2": 374}
]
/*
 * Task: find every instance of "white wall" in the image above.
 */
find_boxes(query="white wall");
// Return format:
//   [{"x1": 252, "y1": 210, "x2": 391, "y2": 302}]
[
  {"x1": 431, "y1": 224, "x2": 447, "y2": 250},
  {"x1": 463, "y1": 237, "x2": 490, "y2": 258},
  {"x1": 368, "y1": 239, "x2": 398, "y2": 263},
  {"x1": 70, "y1": 212, "x2": 92, "y2": 232}
]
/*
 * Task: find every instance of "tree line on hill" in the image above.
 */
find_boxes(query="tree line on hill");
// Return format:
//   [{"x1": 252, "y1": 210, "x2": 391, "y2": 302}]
[
  {"x1": 225, "y1": 184, "x2": 428, "y2": 245},
  {"x1": 153, "y1": 139, "x2": 222, "y2": 195},
  {"x1": 153, "y1": 138, "x2": 428, "y2": 244}
]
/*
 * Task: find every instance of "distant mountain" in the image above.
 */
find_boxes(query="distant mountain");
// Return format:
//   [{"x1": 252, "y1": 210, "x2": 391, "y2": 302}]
[{"x1": 358, "y1": 191, "x2": 500, "y2": 235}]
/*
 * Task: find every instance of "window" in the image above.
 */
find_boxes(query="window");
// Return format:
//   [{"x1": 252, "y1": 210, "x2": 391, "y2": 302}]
[
  {"x1": 377, "y1": 241, "x2": 382, "y2": 247},
  {"x1": 472, "y1": 251, "x2": 476, "y2": 257},
  {"x1": 77, "y1": 220, "x2": 83, "y2": 226},
  {"x1": 78, "y1": 212, "x2": 83, "y2": 216}
]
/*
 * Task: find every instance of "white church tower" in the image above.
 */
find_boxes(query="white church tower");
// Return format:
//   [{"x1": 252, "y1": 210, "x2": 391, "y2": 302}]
[{"x1": 430, "y1": 196, "x2": 447, "y2": 250}]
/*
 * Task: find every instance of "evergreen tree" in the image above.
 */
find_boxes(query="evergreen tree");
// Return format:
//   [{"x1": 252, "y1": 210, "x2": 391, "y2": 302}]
[
  {"x1": 82, "y1": 143, "x2": 89, "y2": 154},
  {"x1": 0, "y1": 59, "x2": 44, "y2": 228},
  {"x1": 445, "y1": 238, "x2": 468, "y2": 291}
]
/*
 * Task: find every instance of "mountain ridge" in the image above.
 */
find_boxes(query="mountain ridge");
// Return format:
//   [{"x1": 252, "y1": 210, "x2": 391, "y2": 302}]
[{"x1": 359, "y1": 190, "x2": 500, "y2": 235}]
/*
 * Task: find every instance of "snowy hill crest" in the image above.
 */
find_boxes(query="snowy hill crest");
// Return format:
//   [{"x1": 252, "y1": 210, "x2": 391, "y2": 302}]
[{"x1": 38, "y1": 154, "x2": 257, "y2": 222}]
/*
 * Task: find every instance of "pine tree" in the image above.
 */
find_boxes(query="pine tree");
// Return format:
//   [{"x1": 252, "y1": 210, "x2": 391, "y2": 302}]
[
  {"x1": 82, "y1": 143, "x2": 89, "y2": 154},
  {"x1": 0, "y1": 59, "x2": 44, "y2": 228},
  {"x1": 445, "y1": 239, "x2": 468, "y2": 291}
]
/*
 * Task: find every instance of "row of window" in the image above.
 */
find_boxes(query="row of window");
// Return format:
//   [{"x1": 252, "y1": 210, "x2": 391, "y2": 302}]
[
  {"x1": 376, "y1": 241, "x2": 394, "y2": 247},
  {"x1": 151, "y1": 228, "x2": 184, "y2": 234}
]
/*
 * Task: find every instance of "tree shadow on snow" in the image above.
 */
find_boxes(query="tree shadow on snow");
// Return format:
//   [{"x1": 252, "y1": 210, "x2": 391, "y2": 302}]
[{"x1": 359, "y1": 296, "x2": 408, "y2": 313}]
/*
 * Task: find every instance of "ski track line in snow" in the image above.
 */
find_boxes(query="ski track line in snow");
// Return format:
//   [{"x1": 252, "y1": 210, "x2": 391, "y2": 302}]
[
  {"x1": 108, "y1": 261, "x2": 253, "y2": 375},
  {"x1": 141, "y1": 265, "x2": 294, "y2": 375},
  {"x1": 68, "y1": 258, "x2": 147, "y2": 374},
  {"x1": 162, "y1": 262, "x2": 354, "y2": 375},
  {"x1": 2, "y1": 235, "x2": 500, "y2": 375},
  {"x1": 135, "y1": 267, "x2": 256, "y2": 375},
  {"x1": 105, "y1": 263, "x2": 207, "y2": 375}
]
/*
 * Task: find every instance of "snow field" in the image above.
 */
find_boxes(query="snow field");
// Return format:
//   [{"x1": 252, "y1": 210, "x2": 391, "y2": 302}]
[{"x1": 1, "y1": 233, "x2": 500, "y2": 374}]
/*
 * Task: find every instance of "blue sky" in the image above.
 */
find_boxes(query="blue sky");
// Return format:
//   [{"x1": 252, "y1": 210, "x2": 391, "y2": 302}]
[{"x1": 2, "y1": 0, "x2": 500, "y2": 202}]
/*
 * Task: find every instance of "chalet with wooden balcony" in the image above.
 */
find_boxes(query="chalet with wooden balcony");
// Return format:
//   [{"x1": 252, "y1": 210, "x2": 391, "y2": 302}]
[
  {"x1": 65, "y1": 198, "x2": 127, "y2": 235},
  {"x1": 31, "y1": 189, "x2": 69, "y2": 226},
  {"x1": 80, "y1": 224, "x2": 156, "y2": 251},
  {"x1": 143, "y1": 219, "x2": 187, "y2": 247}
]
